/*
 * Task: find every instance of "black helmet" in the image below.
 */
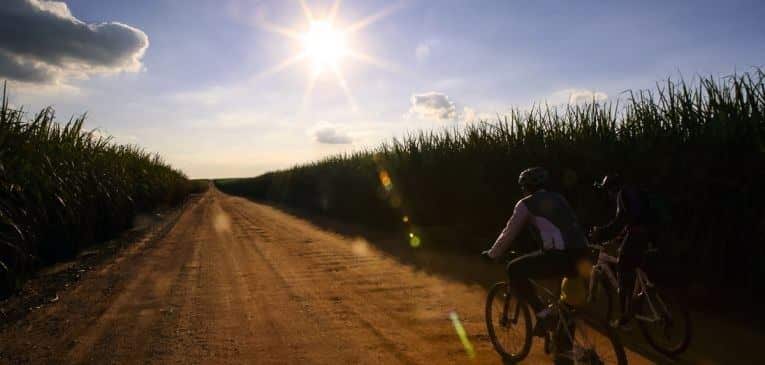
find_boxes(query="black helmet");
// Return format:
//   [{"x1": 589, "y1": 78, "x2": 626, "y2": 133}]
[
  {"x1": 594, "y1": 174, "x2": 623, "y2": 191},
  {"x1": 519, "y1": 167, "x2": 549, "y2": 188}
]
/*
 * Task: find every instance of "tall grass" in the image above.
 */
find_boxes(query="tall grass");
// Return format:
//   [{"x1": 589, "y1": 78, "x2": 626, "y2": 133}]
[
  {"x1": 0, "y1": 85, "x2": 196, "y2": 297},
  {"x1": 217, "y1": 70, "x2": 765, "y2": 296}
]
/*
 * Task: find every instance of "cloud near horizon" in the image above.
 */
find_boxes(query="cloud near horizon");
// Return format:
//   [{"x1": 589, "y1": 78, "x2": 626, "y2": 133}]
[
  {"x1": 312, "y1": 123, "x2": 353, "y2": 144},
  {"x1": 0, "y1": 0, "x2": 149, "y2": 84},
  {"x1": 409, "y1": 92, "x2": 457, "y2": 121},
  {"x1": 551, "y1": 88, "x2": 609, "y2": 105}
]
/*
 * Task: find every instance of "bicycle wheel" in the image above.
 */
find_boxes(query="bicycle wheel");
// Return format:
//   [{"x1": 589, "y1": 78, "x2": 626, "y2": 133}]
[
  {"x1": 637, "y1": 287, "x2": 692, "y2": 356},
  {"x1": 556, "y1": 316, "x2": 627, "y2": 365},
  {"x1": 588, "y1": 276, "x2": 614, "y2": 324},
  {"x1": 485, "y1": 282, "x2": 532, "y2": 362}
]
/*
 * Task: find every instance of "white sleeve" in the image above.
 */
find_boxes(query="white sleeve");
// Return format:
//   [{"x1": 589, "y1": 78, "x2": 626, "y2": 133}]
[{"x1": 487, "y1": 201, "x2": 530, "y2": 258}]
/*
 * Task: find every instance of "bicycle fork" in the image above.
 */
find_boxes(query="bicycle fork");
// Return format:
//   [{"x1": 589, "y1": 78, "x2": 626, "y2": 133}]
[{"x1": 501, "y1": 285, "x2": 522, "y2": 327}]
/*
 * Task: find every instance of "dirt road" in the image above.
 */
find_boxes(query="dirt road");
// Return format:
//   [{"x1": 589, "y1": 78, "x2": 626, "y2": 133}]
[{"x1": 0, "y1": 188, "x2": 651, "y2": 364}]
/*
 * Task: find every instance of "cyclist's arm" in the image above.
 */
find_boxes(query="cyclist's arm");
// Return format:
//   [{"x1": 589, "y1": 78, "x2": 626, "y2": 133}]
[
  {"x1": 596, "y1": 191, "x2": 631, "y2": 240},
  {"x1": 487, "y1": 201, "x2": 530, "y2": 259}
]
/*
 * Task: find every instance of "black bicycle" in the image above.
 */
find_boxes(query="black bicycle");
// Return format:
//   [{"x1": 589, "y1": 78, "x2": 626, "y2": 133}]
[{"x1": 485, "y1": 252, "x2": 627, "y2": 364}]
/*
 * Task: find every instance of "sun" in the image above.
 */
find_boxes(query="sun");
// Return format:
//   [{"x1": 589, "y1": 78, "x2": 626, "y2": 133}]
[
  {"x1": 257, "y1": 0, "x2": 404, "y2": 110},
  {"x1": 303, "y1": 21, "x2": 348, "y2": 73}
]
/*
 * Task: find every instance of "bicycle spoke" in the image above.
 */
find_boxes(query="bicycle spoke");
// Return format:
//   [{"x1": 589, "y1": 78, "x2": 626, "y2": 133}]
[
  {"x1": 486, "y1": 282, "x2": 532, "y2": 360},
  {"x1": 567, "y1": 319, "x2": 622, "y2": 364},
  {"x1": 492, "y1": 294, "x2": 524, "y2": 352}
]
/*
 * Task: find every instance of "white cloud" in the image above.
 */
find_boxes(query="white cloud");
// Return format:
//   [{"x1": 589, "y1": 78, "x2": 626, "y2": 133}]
[
  {"x1": 311, "y1": 122, "x2": 353, "y2": 144},
  {"x1": 463, "y1": 107, "x2": 477, "y2": 122},
  {"x1": 461, "y1": 106, "x2": 513, "y2": 124},
  {"x1": 551, "y1": 88, "x2": 609, "y2": 105},
  {"x1": 0, "y1": 0, "x2": 149, "y2": 84},
  {"x1": 408, "y1": 92, "x2": 457, "y2": 121},
  {"x1": 415, "y1": 43, "x2": 430, "y2": 62}
]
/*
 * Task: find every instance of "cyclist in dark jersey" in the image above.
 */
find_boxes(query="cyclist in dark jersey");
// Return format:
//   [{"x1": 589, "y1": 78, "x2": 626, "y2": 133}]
[
  {"x1": 482, "y1": 167, "x2": 588, "y2": 336},
  {"x1": 591, "y1": 174, "x2": 656, "y2": 328}
]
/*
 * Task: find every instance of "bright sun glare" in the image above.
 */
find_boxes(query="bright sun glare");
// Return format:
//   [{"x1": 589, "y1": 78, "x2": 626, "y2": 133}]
[
  {"x1": 258, "y1": 0, "x2": 403, "y2": 110},
  {"x1": 303, "y1": 21, "x2": 348, "y2": 73}
]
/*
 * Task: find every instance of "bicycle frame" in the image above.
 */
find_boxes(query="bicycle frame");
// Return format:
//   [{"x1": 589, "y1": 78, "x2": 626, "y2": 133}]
[
  {"x1": 494, "y1": 267, "x2": 609, "y2": 363},
  {"x1": 528, "y1": 279, "x2": 596, "y2": 362},
  {"x1": 588, "y1": 247, "x2": 671, "y2": 324}
]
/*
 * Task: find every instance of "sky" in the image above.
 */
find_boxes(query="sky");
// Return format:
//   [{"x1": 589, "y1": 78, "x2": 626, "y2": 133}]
[{"x1": 1, "y1": 0, "x2": 764, "y2": 178}]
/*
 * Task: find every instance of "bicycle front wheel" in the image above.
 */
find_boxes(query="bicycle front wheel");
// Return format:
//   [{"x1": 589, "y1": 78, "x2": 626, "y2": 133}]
[
  {"x1": 637, "y1": 287, "x2": 692, "y2": 356},
  {"x1": 485, "y1": 282, "x2": 532, "y2": 362},
  {"x1": 587, "y1": 275, "x2": 615, "y2": 324}
]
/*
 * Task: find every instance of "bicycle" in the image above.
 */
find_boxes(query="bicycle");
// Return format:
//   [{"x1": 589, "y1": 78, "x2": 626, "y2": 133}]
[
  {"x1": 587, "y1": 241, "x2": 692, "y2": 356},
  {"x1": 485, "y1": 252, "x2": 627, "y2": 364}
]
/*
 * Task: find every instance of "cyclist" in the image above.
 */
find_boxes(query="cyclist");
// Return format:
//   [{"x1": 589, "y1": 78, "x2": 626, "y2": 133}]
[
  {"x1": 590, "y1": 174, "x2": 657, "y2": 328},
  {"x1": 482, "y1": 167, "x2": 588, "y2": 336}
]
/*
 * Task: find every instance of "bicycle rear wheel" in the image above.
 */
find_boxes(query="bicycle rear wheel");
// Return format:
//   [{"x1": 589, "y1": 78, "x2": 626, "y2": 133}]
[
  {"x1": 556, "y1": 316, "x2": 627, "y2": 365},
  {"x1": 637, "y1": 287, "x2": 692, "y2": 356},
  {"x1": 485, "y1": 282, "x2": 532, "y2": 362}
]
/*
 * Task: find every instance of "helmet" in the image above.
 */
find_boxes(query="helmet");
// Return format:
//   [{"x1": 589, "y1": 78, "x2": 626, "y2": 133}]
[
  {"x1": 594, "y1": 174, "x2": 623, "y2": 191},
  {"x1": 518, "y1": 167, "x2": 549, "y2": 188}
]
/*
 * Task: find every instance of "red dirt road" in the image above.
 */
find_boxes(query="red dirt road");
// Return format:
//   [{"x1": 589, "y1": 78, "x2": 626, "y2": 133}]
[{"x1": 0, "y1": 188, "x2": 651, "y2": 364}]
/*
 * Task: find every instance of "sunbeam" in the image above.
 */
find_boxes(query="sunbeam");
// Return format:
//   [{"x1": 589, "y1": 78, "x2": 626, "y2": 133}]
[
  {"x1": 257, "y1": 0, "x2": 403, "y2": 110},
  {"x1": 302, "y1": 69, "x2": 320, "y2": 109},
  {"x1": 327, "y1": 0, "x2": 342, "y2": 23},
  {"x1": 331, "y1": 63, "x2": 357, "y2": 112},
  {"x1": 347, "y1": 50, "x2": 398, "y2": 73},
  {"x1": 257, "y1": 51, "x2": 309, "y2": 79},
  {"x1": 345, "y1": 0, "x2": 408, "y2": 34},
  {"x1": 258, "y1": 21, "x2": 303, "y2": 41},
  {"x1": 298, "y1": 0, "x2": 314, "y2": 22}
]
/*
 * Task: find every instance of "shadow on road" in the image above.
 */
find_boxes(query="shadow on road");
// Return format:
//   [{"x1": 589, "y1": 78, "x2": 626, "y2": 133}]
[{"x1": 254, "y1": 199, "x2": 763, "y2": 365}]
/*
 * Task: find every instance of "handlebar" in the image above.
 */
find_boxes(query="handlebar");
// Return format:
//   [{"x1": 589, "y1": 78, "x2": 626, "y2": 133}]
[
  {"x1": 587, "y1": 243, "x2": 607, "y2": 251},
  {"x1": 588, "y1": 240, "x2": 660, "y2": 256}
]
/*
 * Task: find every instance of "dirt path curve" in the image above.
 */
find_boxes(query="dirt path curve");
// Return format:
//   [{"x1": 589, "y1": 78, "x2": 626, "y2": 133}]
[{"x1": 0, "y1": 188, "x2": 651, "y2": 364}]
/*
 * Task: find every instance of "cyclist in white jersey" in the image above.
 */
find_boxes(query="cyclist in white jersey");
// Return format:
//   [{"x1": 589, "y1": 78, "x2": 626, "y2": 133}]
[{"x1": 482, "y1": 167, "x2": 588, "y2": 335}]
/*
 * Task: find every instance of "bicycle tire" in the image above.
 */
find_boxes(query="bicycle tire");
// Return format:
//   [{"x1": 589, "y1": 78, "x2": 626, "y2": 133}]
[
  {"x1": 587, "y1": 274, "x2": 615, "y2": 324},
  {"x1": 637, "y1": 287, "x2": 692, "y2": 356},
  {"x1": 556, "y1": 317, "x2": 627, "y2": 365},
  {"x1": 485, "y1": 282, "x2": 533, "y2": 362}
]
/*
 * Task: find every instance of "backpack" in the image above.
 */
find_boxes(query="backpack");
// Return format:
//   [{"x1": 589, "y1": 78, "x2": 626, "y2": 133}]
[{"x1": 644, "y1": 191, "x2": 673, "y2": 227}]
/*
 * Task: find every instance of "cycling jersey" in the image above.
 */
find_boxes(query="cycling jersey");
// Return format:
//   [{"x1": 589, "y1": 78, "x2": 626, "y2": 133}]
[
  {"x1": 596, "y1": 185, "x2": 654, "y2": 239},
  {"x1": 487, "y1": 190, "x2": 588, "y2": 258}
]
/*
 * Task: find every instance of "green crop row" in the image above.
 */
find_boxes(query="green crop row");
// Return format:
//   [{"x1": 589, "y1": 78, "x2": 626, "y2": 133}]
[
  {"x1": 216, "y1": 69, "x2": 765, "y2": 296},
  {"x1": 0, "y1": 85, "x2": 197, "y2": 298}
]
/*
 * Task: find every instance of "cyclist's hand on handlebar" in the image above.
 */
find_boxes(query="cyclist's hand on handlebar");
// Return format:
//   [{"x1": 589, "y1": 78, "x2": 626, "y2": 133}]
[
  {"x1": 588, "y1": 226, "x2": 601, "y2": 242},
  {"x1": 480, "y1": 250, "x2": 495, "y2": 263}
]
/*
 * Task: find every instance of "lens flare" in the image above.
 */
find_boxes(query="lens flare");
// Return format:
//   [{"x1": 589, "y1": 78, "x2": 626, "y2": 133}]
[
  {"x1": 351, "y1": 238, "x2": 370, "y2": 256},
  {"x1": 408, "y1": 233, "x2": 421, "y2": 248},
  {"x1": 213, "y1": 211, "x2": 231, "y2": 234},
  {"x1": 449, "y1": 311, "x2": 476, "y2": 359},
  {"x1": 378, "y1": 170, "x2": 393, "y2": 191}
]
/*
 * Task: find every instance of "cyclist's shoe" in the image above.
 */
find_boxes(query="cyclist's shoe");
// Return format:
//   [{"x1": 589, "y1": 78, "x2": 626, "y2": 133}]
[{"x1": 532, "y1": 307, "x2": 555, "y2": 337}]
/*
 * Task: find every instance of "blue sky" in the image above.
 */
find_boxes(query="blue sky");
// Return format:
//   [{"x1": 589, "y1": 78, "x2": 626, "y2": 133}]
[{"x1": 3, "y1": 0, "x2": 764, "y2": 178}]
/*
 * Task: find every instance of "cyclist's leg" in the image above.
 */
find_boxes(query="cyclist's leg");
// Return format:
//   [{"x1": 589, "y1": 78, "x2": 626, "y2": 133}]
[
  {"x1": 616, "y1": 231, "x2": 650, "y2": 321},
  {"x1": 507, "y1": 251, "x2": 546, "y2": 312},
  {"x1": 507, "y1": 250, "x2": 573, "y2": 312}
]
